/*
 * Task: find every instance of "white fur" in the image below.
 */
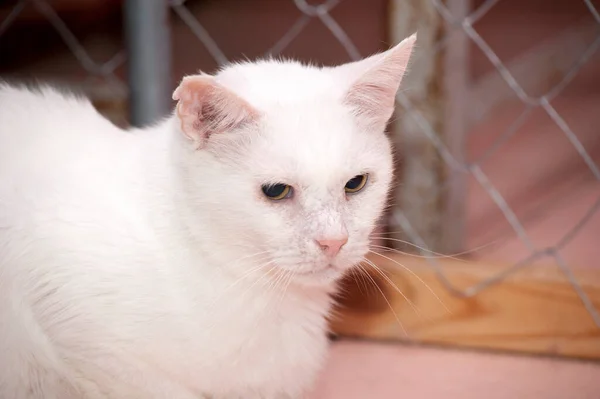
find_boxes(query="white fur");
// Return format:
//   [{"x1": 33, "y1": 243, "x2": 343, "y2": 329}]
[{"x1": 0, "y1": 35, "x2": 415, "y2": 399}]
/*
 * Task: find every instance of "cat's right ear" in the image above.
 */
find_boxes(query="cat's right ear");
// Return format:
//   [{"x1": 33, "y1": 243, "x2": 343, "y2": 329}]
[{"x1": 172, "y1": 75, "x2": 260, "y2": 149}]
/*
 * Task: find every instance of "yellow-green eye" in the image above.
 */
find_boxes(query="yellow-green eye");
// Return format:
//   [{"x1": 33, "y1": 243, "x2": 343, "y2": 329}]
[
  {"x1": 344, "y1": 174, "x2": 368, "y2": 194},
  {"x1": 262, "y1": 183, "x2": 293, "y2": 200}
]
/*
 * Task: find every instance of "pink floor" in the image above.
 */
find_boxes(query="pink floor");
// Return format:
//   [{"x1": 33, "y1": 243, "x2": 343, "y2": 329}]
[{"x1": 310, "y1": 341, "x2": 600, "y2": 398}]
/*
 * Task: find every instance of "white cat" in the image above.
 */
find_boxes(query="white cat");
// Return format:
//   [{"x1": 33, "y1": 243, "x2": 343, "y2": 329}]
[{"x1": 0, "y1": 34, "x2": 416, "y2": 399}]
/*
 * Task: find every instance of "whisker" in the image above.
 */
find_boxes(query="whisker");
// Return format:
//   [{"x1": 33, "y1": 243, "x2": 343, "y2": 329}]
[
  {"x1": 370, "y1": 235, "x2": 500, "y2": 258},
  {"x1": 257, "y1": 267, "x2": 294, "y2": 331},
  {"x1": 369, "y1": 236, "x2": 457, "y2": 257},
  {"x1": 232, "y1": 263, "x2": 282, "y2": 321},
  {"x1": 241, "y1": 263, "x2": 280, "y2": 300},
  {"x1": 362, "y1": 258, "x2": 424, "y2": 320},
  {"x1": 270, "y1": 267, "x2": 290, "y2": 302},
  {"x1": 205, "y1": 258, "x2": 275, "y2": 312},
  {"x1": 228, "y1": 250, "x2": 272, "y2": 267},
  {"x1": 350, "y1": 268, "x2": 369, "y2": 296},
  {"x1": 368, "y1": 251, "x2": 450, "y2": 314},
  {"x1": 226, "y1": 255, "x2": 272, "y2": 281},
  {"x1": 356, "y1": 262, "x2": 408, "y2": 337},
  {"x1": 275, "y1": 269, "x2": 295, "y2": 312},
  {"x1": 369, "y1": 243, "x2": 460, "y2": 261},
  {"x1": 261, "y1": 267, "x2": 286, "y2": 314},
  {"x1": 206, "y1": 263, "x2": 280, "y2": 338},
  {"x1": 369, "y1": 244, "x2": 471, "y2": 262}
]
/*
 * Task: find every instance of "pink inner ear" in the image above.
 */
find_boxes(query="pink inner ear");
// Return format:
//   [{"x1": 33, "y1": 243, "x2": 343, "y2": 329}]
[
  {"x1": 342, "y1": 34, "x2": 416, "y2": 131},
  {"x1": 173, "y1": 75, "x2": 259, "y2": 146},
  {"x1": 345, "y1": 79, "x2": 398, "y2": 130}
]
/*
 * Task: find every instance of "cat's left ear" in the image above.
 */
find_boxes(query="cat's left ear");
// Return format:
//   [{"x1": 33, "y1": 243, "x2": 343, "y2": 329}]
[
  {"x1": 172, "y1": 74, "x2": 260, "y2": 149},
  {"x1": 336, "y1": 33, "x2": 417, "y2": 131}
]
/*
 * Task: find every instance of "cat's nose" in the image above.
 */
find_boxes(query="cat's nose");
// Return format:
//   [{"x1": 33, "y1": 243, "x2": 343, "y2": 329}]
[{"x1": 316, "y1": 236, "x2": 348, "y2": 257}]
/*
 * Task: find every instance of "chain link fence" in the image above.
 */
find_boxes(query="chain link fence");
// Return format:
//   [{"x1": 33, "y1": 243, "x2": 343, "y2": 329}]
[
  {"x1": 0, "y1": 0, "x2": 128, "y2": 125},
  {"x1": 1, "y1": 0, "x2": 599, "y2": 332},
  {"x1": 403, "y1": 0, "x2": 600, "y2": 328}
]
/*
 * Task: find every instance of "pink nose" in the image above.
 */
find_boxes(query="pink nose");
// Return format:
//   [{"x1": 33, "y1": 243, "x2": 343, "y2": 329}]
[{"x1": 316, "y1": 236, "x2": 348, "y2": 257}]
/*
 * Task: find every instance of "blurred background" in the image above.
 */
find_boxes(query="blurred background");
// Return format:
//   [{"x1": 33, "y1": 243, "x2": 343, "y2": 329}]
[{"x1": 1, "y1": 0, "x2": 599, "y2": 397}]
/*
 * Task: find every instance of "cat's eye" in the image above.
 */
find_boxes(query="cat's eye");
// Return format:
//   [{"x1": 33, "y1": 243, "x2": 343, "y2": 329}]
[
  {"x1": 262, "y1": 183, "x2": 293, "y2": 200},
  {"x1": 344, "y1": 174, "x2": 368, "y2": 194}
]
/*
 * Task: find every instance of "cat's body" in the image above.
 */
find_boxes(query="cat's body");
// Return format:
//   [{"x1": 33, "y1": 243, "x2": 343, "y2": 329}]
[
  {"x1": 0, "y1": 86, "x2": 331, "y2": 398},
  {"x1": 0, "y1": 35, "x2": 416, "y2": 398}
]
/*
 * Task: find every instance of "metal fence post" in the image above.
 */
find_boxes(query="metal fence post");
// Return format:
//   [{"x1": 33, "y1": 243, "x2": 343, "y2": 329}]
[
  {"x1": 124, "y1": 0, "x2": 172, "y2": 127},
  {"x1": 388, "y1": 0, "x2": 448, "y2": 253}
]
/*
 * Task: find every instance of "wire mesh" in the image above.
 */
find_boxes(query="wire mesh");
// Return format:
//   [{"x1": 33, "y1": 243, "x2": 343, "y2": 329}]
[
  {"x1": 391, "y1": 0, "x2": 600, "y2": 328},
  {"x1": 1, "y1": 0, "x2": 599, "y2": 332},
  {"x1": 170, "y1": 0, "x2": 362, "y2": 62},
  {"x1": 0, "y1": 0, "x2": 127, "y2": 125}
]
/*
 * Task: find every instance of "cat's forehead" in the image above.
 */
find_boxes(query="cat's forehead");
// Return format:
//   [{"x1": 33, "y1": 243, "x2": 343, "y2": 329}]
[
  {"x1": 215, "y1": 60, "x2": 343, "y2": 107},
  {"x1": 249, "y1": 110, "x2": 389, "y2": 185}
]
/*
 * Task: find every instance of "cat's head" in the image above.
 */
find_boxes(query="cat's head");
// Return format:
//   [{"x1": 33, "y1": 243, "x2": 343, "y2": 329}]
[{"x1": 172, "y1": 34, "x2": 416, "y2": 287}]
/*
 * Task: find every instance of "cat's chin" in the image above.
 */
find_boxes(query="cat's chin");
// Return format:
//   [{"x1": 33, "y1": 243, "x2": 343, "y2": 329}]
[{"x1": 291, "y1": 264, "x2": 347, "y2": 287}]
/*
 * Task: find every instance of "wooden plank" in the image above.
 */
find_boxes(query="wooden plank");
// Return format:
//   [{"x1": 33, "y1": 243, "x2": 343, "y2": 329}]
[{"x1": 330, "y1": 254, "x2": 600, "y2": 360}]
